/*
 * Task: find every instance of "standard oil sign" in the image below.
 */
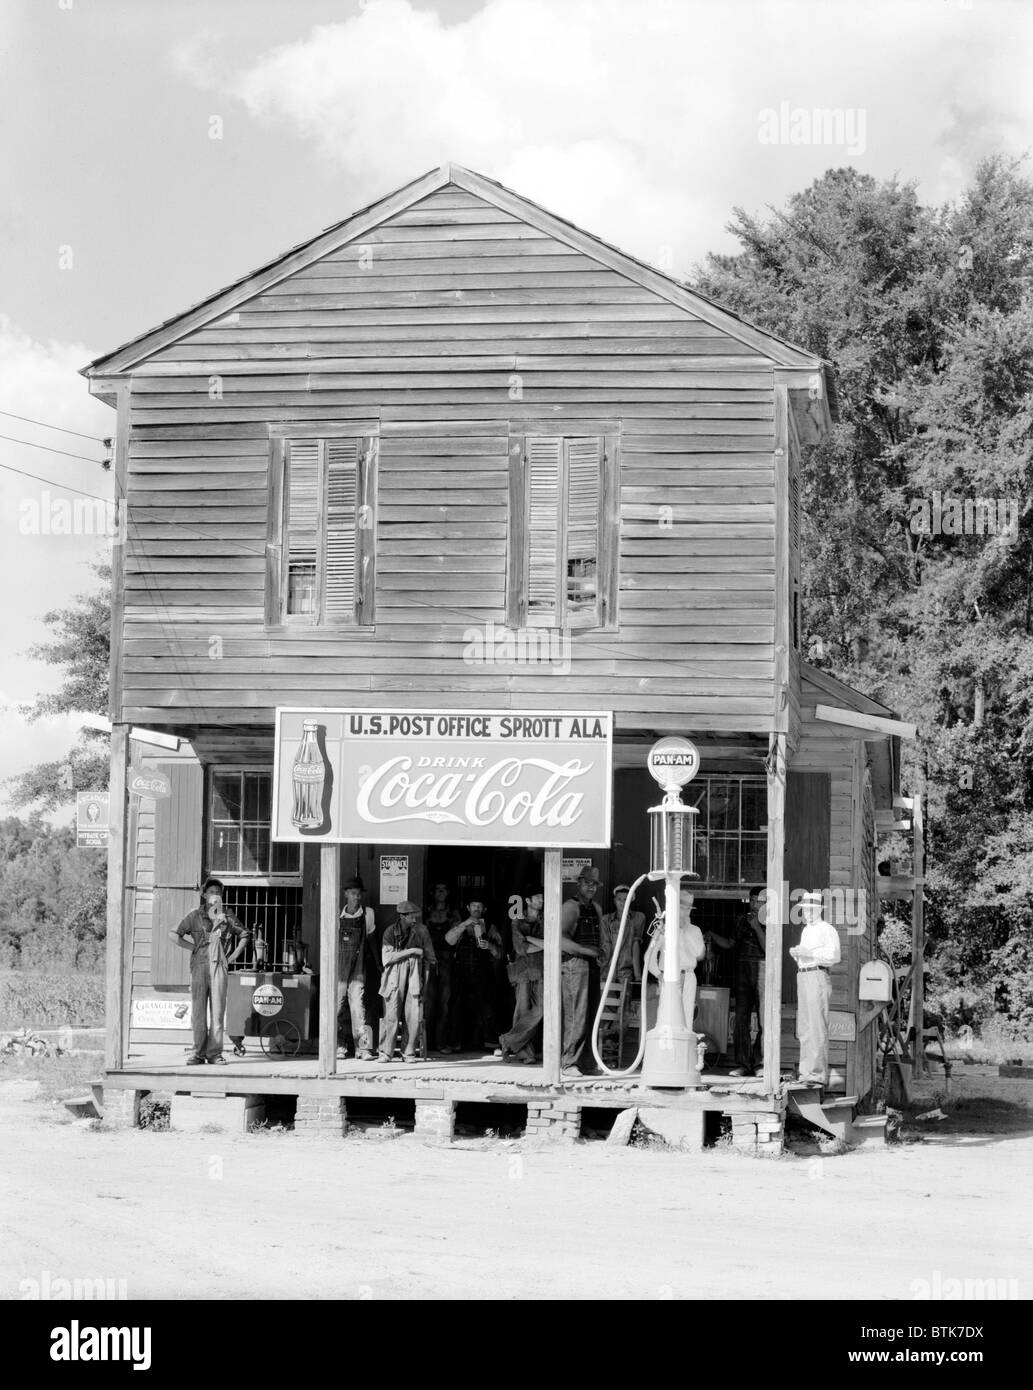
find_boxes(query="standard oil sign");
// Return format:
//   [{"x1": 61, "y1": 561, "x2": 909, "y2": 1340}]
[{"x1": 272, "y1": 708, "x2": 613, "y2": 848}]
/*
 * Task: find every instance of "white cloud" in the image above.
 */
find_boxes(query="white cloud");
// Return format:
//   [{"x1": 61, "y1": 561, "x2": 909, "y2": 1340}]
[{"x1": 173, "y1": 0, "x2": 1033, "y2": 271}]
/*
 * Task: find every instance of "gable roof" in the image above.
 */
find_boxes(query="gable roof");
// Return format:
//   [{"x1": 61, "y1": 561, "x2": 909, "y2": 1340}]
[{"x1": 82, "y1": 162, "x2": 831, "y2": 382}]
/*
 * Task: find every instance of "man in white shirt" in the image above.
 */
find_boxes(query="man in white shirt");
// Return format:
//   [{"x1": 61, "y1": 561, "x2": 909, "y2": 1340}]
[{"x1": 789, "y1": 890, "x2": 842, "y2": 1086}]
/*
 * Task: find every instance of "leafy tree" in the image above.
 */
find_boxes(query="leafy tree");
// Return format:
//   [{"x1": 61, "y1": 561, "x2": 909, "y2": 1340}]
[
  {"x1": 695, "y1": 157, "x2": 1033, "y2": 1030},
  {"x1": 6, "y1": 561, "x2": 111, "y2": 813},
  {"x1": 0, "y1": 817, "x2": 106, "y2": 970}
]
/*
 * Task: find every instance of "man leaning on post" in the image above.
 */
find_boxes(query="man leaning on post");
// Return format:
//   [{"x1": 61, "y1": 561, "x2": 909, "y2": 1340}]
[
  {"x1": 559, "y1": 865, "x2": 607, "y2": 1078},
  {"x1": 789, "y1": 889, "x2": 842, "y2": 1087},
  {"x1": 171, "y1": 877, "x2": 250, "y2": 1065}
]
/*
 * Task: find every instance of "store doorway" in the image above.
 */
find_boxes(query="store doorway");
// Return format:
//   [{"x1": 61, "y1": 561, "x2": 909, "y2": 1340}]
[{"x1": 424, "y1": 846, "x2": 543, "y2": 952}]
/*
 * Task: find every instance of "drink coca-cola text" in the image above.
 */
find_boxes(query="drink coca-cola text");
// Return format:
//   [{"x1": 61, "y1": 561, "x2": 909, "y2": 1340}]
[{"x1": 355, "y1": 755, "x2": 589, "y2": 829}]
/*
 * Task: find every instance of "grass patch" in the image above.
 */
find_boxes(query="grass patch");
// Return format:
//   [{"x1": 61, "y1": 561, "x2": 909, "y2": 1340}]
[
  {"x1": 898, "y1": 1094, "x2": 1033, "y2": 1141},
  {"x1": 0, "y1": 1050, "x2": 101, "y2": 1102},
  {"x1": 0, "y1": 971, "x2": 104, "y2": 1029},
  {"x1": 940, "y1": 1017, "x2": 1033, "y2": 1066}
]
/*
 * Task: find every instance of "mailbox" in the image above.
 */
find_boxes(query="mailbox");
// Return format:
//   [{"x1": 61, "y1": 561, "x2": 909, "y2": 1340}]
[{"x1": 859, "y1": 958, "x2": 893, "y2": 1002}]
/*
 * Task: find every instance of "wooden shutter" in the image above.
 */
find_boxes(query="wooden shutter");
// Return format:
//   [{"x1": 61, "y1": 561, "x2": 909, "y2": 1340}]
[
  {"x1": 565, "y1": 437, "x2": 603, "y2": 629},
  {"x1": 324, "y1": 438, "x2": 361, "y2": 621},
  {"x1": 356, "y1": 437, "x2": 377, "y2": 625},
  {"x1": 788, "y1": 457, "x2": 802, "y2": 649},
  {"x1": 149, "y1": 762, "x2": 204, "y2": 988},
  {"x1": 286, "y1": 439, "x2": 320, "y2": 616},
  {"x1": 525, "y1": 436, "x2": 562, "y2": 627}
]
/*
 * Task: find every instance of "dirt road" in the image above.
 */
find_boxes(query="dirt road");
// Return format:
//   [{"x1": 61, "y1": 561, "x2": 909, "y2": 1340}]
[{"x1": 0, "y1": 1080, "x2": 1028, "y2": 1301}]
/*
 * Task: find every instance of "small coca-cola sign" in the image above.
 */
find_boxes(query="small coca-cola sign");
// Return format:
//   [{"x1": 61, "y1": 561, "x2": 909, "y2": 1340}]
[{"x1": 127, "y1": 766, "x2": 172, "y2": 799}]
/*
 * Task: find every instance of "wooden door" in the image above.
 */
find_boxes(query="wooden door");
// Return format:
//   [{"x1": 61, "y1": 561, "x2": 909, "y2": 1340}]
[
  {"x1": 149, "y1": 762, "x2": 204, "y2": 987},
  {"x1": 782, "y1": 771, "x2": 830, "y2": 1007}
]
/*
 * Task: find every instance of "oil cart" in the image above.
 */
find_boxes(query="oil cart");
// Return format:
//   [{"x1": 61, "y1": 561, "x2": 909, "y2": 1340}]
[{"x1": 225, "y1": 971, "x2": 319, "y2": 1057}]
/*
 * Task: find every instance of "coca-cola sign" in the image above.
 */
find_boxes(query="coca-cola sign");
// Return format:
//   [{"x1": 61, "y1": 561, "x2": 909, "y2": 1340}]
[
  {"x1": 272, "y1": 708, "x2": 612, "y2": 848},
  {"x1": 127, "y1": 766, "x2": 172, "y2": 799}
]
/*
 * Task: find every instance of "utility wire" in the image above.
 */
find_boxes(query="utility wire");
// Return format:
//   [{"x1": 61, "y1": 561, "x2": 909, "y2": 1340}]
[
  {"x1": 0, "y1": 408, "x2": 108, "y2": 443},
  {"x1": 0, "y1": 432, "x2": 107, "y2": 464},
  {"x1": 0, "y1": 458, "x2": 116, "y2": 505}
]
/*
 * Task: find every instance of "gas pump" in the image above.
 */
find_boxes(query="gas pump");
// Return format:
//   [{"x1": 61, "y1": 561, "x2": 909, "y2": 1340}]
[{"x1": 590, "y1": 736, "x2": 702, "y2": 1088}]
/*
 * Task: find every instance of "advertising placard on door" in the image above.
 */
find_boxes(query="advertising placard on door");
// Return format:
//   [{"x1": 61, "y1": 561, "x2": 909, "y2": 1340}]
[{"x1": 379, "y1": 854, "x2": 409, "y2": 905}]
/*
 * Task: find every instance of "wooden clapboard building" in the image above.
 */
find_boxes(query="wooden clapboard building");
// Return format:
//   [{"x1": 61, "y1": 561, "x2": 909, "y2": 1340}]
[{"x1": 84, "y1": 165, "x2": 912, "y2": 1144}]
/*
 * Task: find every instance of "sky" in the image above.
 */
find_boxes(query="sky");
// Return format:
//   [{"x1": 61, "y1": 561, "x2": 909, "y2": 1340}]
[{"x1": 1, "y1": 0, "x2": 1031, "y2": 817}]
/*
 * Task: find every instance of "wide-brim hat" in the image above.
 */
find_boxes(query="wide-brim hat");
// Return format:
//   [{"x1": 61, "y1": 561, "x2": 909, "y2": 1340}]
[
  {"x1": 343, "y1": 876, "x2": 365, "y2": 891},
  {"x1": 799, "y1": 890, "x2": 825, "y2": 906}
]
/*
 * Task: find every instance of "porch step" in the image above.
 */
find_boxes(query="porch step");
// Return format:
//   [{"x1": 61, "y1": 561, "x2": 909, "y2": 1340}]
[
  {"x1": 787, "y1": 1087, "x2": 857, "y2": 1139},
  {"x1": 62, "y1": 1094, "x2": 102, "y2": 1119},
  {"x1": 845, "y1": 1113, "x2": 889, "y2": 1147}
]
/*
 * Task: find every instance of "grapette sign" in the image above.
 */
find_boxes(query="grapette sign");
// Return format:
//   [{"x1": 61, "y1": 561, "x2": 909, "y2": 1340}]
[{"x1": 272, "y1": 708, "x2": 612, "y2": 848}]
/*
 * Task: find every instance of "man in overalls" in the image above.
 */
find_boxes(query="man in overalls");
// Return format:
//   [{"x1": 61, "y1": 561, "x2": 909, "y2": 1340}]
[
  {"x1": 337, "y1": 875, "x2": 377, "y2": 1061},
  {"x1": 559, "y1": 865, "x2": 606, "y2": 1077},
  {"x1": 170, "y1": 878, "x2": 250, "y2": 1065}
]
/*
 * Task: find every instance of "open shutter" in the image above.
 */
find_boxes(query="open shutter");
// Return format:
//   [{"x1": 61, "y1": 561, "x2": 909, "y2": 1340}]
[
  {"x1": 565, "y1": 437, "x2": 602, "y2": 628},
  {"x1": 525, "y1": 436, "x2": 562, "y2": 627},
  {"x1": 149, "y1": 762, "x2": 204, "y2": 988},
  {"x1": 356, "y1": 436, "x2": 377, "y2": 625},
  {"x1": 788, "y1": 457, "x2": 802, "y2": 649},
  {"x1": 324, "y1": 438, "x2": 361, "y2": 622},
  {"x1": 286, "y1": 439, "x2": 320, "y2": 617}
]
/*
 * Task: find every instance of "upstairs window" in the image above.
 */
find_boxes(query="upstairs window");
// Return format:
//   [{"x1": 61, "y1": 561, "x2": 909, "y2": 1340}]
[
  {"x1": 267, "y1": 435, "x2": 377, "y2": 627},
  {"x1": 509, "y1": 433, "x2": 618, "y2": 631},
  {"x1": 209, "y1": 769, "x2": 300, "y2": 880}
]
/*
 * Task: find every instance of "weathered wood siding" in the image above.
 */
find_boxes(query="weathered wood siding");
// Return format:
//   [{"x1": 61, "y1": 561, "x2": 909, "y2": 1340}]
[{"x1": 119, "y1": 185, "x2": 778, "y2": 733}]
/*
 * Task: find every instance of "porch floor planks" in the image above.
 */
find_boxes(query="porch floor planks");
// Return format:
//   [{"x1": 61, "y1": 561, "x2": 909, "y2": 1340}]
[{"x1": 105, "y1": 1051, "x2": 772, "y2": 1110}]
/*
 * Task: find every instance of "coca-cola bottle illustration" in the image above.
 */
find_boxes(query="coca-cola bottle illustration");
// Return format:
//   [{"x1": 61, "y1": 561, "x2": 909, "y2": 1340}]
[{"x1": 291, "y1": 720, "x2": 325, "y2": 829}]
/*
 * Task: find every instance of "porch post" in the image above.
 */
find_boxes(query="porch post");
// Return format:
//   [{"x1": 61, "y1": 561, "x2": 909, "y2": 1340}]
[
  {"x1": 542, "y1": 848, "x2": 562, "y2": 1083},
  {"x1": 910, "y1": 774, "x2": 926, "y2": 1079},
  {"x1": 318, "y1": 843, "x2": 340, "y2": 1078},
  {"x1": 762, "y1": 732, "x2": 786, "y2": 1093},
  {"x1": 104, "y1": 723, "x2": 130, "y2": 1072}
]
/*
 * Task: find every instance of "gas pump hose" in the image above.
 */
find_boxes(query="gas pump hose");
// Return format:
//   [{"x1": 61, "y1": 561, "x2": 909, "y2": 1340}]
[{"x1": 588, "y1": 870, "x2": 662, "y2": 1078}]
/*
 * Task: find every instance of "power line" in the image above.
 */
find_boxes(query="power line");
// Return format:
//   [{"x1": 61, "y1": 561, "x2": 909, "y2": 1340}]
[
  {"x1": 0, "y1": 432, "x2": 107, "y2": 465},
  {"x1": 0, "y1": 458, "x2": 116, "y2": 505},
  {"x1": 0, "y1": 409, "x2": 108, "y2": 444}
]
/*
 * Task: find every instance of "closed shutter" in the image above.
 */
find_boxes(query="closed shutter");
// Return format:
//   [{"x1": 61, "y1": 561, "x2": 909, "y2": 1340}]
[
  {"x1": 565, "y1": 436, "x2": 602, "y2": 628},
  {"x1": 525, "y1": 436, "x2": 562, "y2": 627},
  {"x1": 149, "y1": 762, "x2": 204, "y2": 988},
  {"x1": 324, "y1": 438, "x2": 361, "y2": 621},
  {"x1": 286, "y1": 439, "x2": 320, "y2": 616}
]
